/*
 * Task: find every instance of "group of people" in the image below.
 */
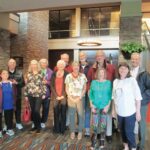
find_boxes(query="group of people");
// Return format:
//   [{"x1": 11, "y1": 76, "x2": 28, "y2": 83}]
[{"x1": 0, "y1": 51, "x2": 150, "y2": 150}]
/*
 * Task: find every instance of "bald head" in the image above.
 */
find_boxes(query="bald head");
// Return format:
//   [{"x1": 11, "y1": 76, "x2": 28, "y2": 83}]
[
  {"x1": 60, "y1": 53, "x2": 69, "y2": 65},
  {"x1": 96, "y1": 50, "x2": 105, "y2": 64},
  {"x1": 131, "y1": 52, "x2": 141, "y2": 68}
]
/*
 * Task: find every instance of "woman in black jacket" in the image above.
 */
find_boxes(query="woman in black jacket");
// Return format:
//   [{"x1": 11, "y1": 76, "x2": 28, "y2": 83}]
[{"x1": 51, "y1": 60, "x2": 68, "y2": 134}]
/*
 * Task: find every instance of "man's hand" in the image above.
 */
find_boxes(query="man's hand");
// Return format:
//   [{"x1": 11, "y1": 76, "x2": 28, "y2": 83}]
[{"x1": 12, "y1": 79, "x2": 18, "y2": 85}]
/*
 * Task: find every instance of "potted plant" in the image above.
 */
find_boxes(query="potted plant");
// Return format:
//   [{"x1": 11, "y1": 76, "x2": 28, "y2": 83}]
[{"x1": 120, "y1": 41, "x2": 146, "y2": 59}]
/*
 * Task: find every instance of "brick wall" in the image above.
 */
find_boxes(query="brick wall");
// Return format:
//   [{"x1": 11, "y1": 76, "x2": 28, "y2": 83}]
[
  {"x1": 0, "y1": 29, "x2": 10, "y2": 69},
  {"x1": 11, "y1": 10, "x2": 49, "y2": 71}
]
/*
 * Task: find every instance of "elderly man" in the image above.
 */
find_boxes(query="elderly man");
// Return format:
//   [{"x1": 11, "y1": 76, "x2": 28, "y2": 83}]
[
  {"x1": 54, "y1": 53, "x2": 73, "y2": 73},
  {"x1": 39, "y1": 58, "x2": 53, "y2": 128},
  {"x1": 79, "y1": 51, "x2": 91, "y2": 137},
  {"x1": 87, "y1": 50, "x2": 116, "y2": 143},
  {"x1": 8, "y1": 58, "x2": 24, "y2": 130},
  {"x1": 130, "y1": 53, "x2": 150, "y2": 150}
]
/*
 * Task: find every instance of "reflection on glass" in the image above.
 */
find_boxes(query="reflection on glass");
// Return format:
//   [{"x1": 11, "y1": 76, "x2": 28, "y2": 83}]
[
  {"x1": 81, "y1": 6, "x2": 120, "y2": 37},
  {"x1": 49, "y1": 9, "x2": 75, "y2": 39}
]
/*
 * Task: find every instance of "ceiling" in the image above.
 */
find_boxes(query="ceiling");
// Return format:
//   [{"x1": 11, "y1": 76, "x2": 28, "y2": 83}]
[{"x1": 0, "y1": 0, "x2": 121, "y2": 13}]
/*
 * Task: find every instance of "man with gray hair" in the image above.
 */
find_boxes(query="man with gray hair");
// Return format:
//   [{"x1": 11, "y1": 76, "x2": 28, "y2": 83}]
[
  {"x1": 87, "y1": 50, "x2": 116, "y2": 144},
  {"x1": 54, "y1": 53, "x2": 73, "y2": 73},
  {"x1": 8, "y1": 58, "x2": 24, "y2": 130},
  {"x1": 130, "y1": 52, "x2": 150, "y2": 150}
]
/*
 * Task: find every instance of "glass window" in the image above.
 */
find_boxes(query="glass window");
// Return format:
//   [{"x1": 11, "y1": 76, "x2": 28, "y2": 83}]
[
  {"x1": 49, "y1": 9, "x2": 75, "y2": 39},
  {"x1": 81, "y1": 6, "x2": 120, "y2": 37}
]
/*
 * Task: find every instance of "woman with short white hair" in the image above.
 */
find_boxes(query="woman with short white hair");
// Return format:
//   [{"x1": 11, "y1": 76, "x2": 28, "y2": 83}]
[
  {"x1": 50, "y1": 60, "x2": 68, "y2": 134},
  {"x1": 24, "y1": 60, "x2": 46, "y2": 134}
]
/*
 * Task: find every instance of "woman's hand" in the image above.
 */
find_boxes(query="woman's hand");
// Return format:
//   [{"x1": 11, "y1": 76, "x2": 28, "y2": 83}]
[
  {"x1": 42, "y1": 95, "x2": 46, "y2": 99},
  {"x1": 112, "y1": 109, "x2": 117, "y2": 119},
  {"x1": 103, "y1": 105, "x2": 109, "y2": 114},
  {"x1": 25, "y1": 97, "x2": 28, "y2": 102},
  {"x1": 136, "y1": 111, "x2": 141, "y2": 122}
]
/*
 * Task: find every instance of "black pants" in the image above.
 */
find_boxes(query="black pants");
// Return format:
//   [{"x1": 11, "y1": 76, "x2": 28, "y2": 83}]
[
  {"x1": 15, "y1": 97, "x2": 22, "y2": 124},
  {"x1": 29, "y1": 96, "x2": 42, "y2": 130},
  {"x1": 41, "y1": 97, "x2": 50, "y2": 123},
  {"x1": 0, "y1": 109, "x2": 13, "y2": 131},
  {"x1": 53, "y1": 99, "x2": 67, "y2": 134}
]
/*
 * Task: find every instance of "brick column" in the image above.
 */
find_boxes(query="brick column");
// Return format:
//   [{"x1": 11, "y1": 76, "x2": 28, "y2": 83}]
[{"x1": 0, "y1": 28, "x2": 10, "y2": 69}]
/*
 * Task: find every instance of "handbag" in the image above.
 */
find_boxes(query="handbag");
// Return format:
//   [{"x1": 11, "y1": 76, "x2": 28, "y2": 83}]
[{"x1": 22, "y1": 101, "x2": 31, "y2": 123}]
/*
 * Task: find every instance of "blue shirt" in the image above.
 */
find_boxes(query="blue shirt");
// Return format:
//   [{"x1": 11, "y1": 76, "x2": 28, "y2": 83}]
[
  {"x1": 2, "y1": 82, "x2": 14, "y2": 110},
  {"x1": 89, "y1": 80, "x2": 112, "y2": 109}
]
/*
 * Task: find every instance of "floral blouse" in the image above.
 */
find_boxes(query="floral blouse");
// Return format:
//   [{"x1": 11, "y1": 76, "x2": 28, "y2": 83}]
[
  {"x1": 65, "y1": 73, "x2": 87, "y2": 97},
  {"x1": 24, "y1": 72, "x2": 46, "y2": 98}
]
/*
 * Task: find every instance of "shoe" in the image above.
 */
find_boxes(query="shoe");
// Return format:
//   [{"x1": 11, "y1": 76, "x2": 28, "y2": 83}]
[
  {"x1": 16, "y1": 123, "x2": 23, "y2": 130},
  {"x1": 41, "y1": 123, "x2": 46, "y2": 129},
  {"x1": 70, "y1": 132, "x2": 75, "y2": 140},
  {"x1": 77, "y1": 132, "x2": 82, "y2": 140},
  {"x1": 3, "y1": 125, "x2": 7, "y2": 132},
  {"x1": 99, "y1": 139, "x2": 105, "y2": 149},
  {"x1": 0, "y1": 131, "x2": 3, "y2": 138},
  {"x1": 6, "y1": 130, "x2": 15, "y2": 136},
  {"x1": 106, "y1": 136, "x2": 112, "y2": 144},
  {"x1": 32, "y1": 123, "x2": 35, "y2": 129},
  {"x1": 36, "y1": 129, "x2": 41, "y2": 134},
  {"x1": 85, "y1": 128, "x2": 90, "y2": 137},
  {"x1": 29, "y1": 127, "x2": 37, "y2": 133},
  {"x1": 91, "y1": 134, "x2": 97, "y2": 149}
]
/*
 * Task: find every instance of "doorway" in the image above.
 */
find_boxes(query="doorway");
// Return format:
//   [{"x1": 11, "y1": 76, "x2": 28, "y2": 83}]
[{"x1": 48, "y1": 49, "x2": 73, "y2": 70}]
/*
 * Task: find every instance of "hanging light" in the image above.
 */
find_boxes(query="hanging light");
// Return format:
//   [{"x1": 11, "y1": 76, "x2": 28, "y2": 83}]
[{"x1": 77, "y1": 38, "x2": 102, "y2": 46}]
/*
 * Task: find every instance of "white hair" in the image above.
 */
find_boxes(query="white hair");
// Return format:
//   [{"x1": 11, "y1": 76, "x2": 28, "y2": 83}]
[{"x1": 57, "y1": 60, "x2": 66, "y2": 67}]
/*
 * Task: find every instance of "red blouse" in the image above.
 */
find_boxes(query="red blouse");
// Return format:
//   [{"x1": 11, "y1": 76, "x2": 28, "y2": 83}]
[{"x1": 55, "y1": 77, "x2": 63, "y2": 97}]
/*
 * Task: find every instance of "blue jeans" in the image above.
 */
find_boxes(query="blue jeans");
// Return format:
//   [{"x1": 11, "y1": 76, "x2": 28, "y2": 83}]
[
  {"x1": 118, "y1": 113, "x2": 136, "y2": 149},
  {"x1": 68, "y1": 98, "x2": 84, "y2": 132},
  {"x1": 82, "y1": 93, "x2": 91, "y2": 129},
  {"x1": 41, "y1": 97, "x2": 50, "y2": 123},
  {"x1": 139, "y1": 104, "x2": 148, "y2": 149}
]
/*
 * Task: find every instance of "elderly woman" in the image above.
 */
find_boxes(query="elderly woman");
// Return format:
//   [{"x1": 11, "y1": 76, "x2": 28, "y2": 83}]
[
  {"x1": 50, "y1": 60, "x2": 68, "y2": 134},
  {"x1": 65, "y1": 61, "x2": 87, "y2": 140},
  {"x1": 112, "y1": 63, "x2": 142, "y2": 150},
  {"x1": 24, "y1": 60, "x2": 46, "y2": 134},
  {"x1": 39, "y1": 58, "x2": 53, "y2": 129}
]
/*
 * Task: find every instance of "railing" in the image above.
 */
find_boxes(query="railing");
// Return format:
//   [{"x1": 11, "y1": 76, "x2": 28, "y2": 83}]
[
  {"x1": 49, "y1": 28, "x2": 119, "y2": 39},
  {"x1": 142, "y1": 21, "x2": 150, "y2": 51}
]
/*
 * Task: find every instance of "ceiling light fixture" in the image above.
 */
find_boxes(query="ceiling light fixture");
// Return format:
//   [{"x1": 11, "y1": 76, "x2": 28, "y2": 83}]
[{"x1": 77, "y1": 39, "x2": 102, "y2": 46}]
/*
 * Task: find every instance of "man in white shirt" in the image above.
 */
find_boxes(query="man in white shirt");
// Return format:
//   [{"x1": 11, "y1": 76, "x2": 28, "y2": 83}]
[{"x1": 130, "y1": 53, "x2": 150, "y2": 150}]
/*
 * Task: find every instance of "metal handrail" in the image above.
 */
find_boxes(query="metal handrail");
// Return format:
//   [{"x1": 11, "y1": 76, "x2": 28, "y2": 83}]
[{"x1": 142, "y1": 21, "x2": 150, "y2": 34}]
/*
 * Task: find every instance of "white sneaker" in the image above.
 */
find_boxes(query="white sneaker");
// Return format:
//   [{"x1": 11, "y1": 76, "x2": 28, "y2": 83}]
[
  {"x1": 3, "y1": 125, "x2": 7, "y2": 132},
  {"x1": 6, "y1": 130, "x2": 14, "y2": 136},
  {"x1": 32, "y1": 123, "x2": 35, "y2": 129},
  {"x1": 0, "y1": 131, "x2": 3, "y2": 138},
  {"x1": 16, "y1": 123, "x2": 23, "y2": 130},
  {"x1": 41, "y1": 123, "x2": 46, "y2": 129}
]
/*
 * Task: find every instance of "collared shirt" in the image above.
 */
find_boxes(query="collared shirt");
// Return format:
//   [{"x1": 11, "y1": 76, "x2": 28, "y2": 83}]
[{"x1": 130, "y1": 66, "x2": 139, "y2": 78}]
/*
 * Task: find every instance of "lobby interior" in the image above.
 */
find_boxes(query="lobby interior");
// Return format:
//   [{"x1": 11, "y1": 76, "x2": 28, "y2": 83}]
[{"x1": 0, "y1": 0, "x2": 150, "y2": 149}]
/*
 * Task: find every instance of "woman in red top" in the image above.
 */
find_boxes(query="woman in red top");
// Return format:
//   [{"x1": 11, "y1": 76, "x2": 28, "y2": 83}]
[{"x1": 50, "y1": 60, "x2": 68, "y2": 134}]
